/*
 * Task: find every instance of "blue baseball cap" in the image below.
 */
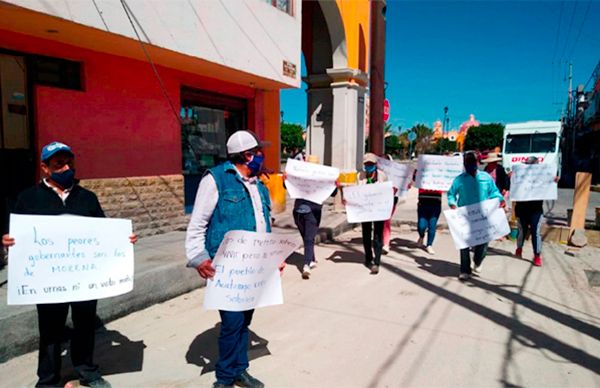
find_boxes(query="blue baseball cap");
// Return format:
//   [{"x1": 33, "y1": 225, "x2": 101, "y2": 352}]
[{"x1": 41, "y1": 141, "x2": 74, "y2": 162}]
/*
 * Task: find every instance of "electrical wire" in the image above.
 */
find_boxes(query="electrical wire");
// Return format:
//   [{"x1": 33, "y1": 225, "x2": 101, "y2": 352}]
[
  {"x1": 566, "y1": 0, "x2": 592, "y2": 60},
  {"x1": 558, "y1": 0, "x2": 578, "y2": 63},
  {"x1": 91, "y1": 0, "x2": 110, "y2": 31},
  {"x1": 119, "y1": 0, "x2": 183, "y2": 125}
]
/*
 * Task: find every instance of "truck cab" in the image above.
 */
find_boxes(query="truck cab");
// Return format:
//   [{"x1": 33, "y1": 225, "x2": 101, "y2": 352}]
[{"x1": 502, "y1": 121, "x2": 562, "y2": 174}]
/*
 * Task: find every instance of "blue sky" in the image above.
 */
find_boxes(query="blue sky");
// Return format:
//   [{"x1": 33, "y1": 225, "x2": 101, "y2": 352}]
[{"x1": 280, "y1": 0, "x2": 600, "y2": 131}]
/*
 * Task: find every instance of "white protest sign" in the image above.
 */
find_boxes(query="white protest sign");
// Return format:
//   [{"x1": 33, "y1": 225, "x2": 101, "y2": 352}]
[
  {"x1": 343, "y1": 181, "x2": 394, "y2": 223},
  {"x1": 510, "y1": 163, "x2": 558, "y2": 201},
  {"x1": 7, "y1": 214, "x2": 134, "y2": 305},
  {"x1": 376, "y1": 157, "x2": 414, "y2": 197},
  {"x1": 443, "y1": 198, "x2": 510, "y2": 250},
  {"x1": 204, "y1": 231, "x2": 300, "y2": 312},
  {"x1": 285, "y1": 159, "x2": 339, "y2": 204},
  {"x1": 415, "y1": 155, "x2": 463, "y2": 191}
]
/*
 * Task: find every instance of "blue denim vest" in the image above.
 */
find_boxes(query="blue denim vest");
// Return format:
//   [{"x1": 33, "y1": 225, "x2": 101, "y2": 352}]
[{"x1": 205, "y1": 161, "x2": 272, "y2": 258}]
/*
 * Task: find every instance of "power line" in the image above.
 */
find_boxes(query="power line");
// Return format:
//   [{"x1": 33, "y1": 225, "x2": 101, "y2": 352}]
[
  {"x1": 567, "y1": 0, "x2": 592, "y2": 60},
  {"x1": 558, "y1": 0, "x2": 578, "y2": 63},
  {"x1": 119, "y1": 0, "x2": 182, "y2": 125}
]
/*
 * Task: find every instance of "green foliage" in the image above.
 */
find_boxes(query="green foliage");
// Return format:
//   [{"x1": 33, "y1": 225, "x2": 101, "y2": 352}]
[
  {"x1": 463, "y1": 123, "x2": 505, "y2": 152},
  {"x1": 435, "y1": 138, "x2": 458, "y2": 154},
  {"x1": 410, "y1": 124, "x2": 435, "y2": 155},
  {"x1": 280, "y1": 122, "x2": 305, "y2": 157},
  {"x1": 384, "y1": 135, "x2": 403, "y2": 157}
]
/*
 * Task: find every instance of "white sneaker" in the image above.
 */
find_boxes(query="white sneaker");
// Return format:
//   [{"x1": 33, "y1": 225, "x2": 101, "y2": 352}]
[
  {"x1": 302, "y1": 265, "x2": 311, "y2": 279},
  {"x1": 426, "y1": 246, "x2": 435, "y2": 255},
  {"x1": 473, "y1": 264, "x2": 482, "y2": 274},
  {"x1": 458, "y1": 273, "x2": 470, "y2": 281},
  {"x1": 382, "y1": 245, "x2": 390, "y2": 255},
  {"x1": 309, "y1": 260, "x2": 317, "y2": 269},
  {"x1": 416, "y1": 237, "x2": 424, "y2": 247}
]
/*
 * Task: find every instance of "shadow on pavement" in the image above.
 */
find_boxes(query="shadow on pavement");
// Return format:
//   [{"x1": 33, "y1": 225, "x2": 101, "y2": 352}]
[
  {"x1": 60, "y1": 319, "x2": 146, "y2": 382},
  {"x1": 186, "y1": 323, "x2": 270, "y2": 375}
]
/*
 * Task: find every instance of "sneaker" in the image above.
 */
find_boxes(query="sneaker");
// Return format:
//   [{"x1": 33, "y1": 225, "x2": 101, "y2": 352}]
[
  {"x1": 213, "y1": 383, "x2": 234, "y2": 388},
  {"x1": 416, "y1": 237, "x2": 424, "y2": 247},
  {"x1": 234, "y1": 371, "x2": 264, "y2": 388},
  {"x1": 83, "y1": 378, "x2": 112, "y2": 388},
  {"x1": 370, "y1": 265, "x2": 380, "y2": 274},
  {"x1": 302, "y1": 265, "x2": 311, "y2": 279},
  {"x1": 515, "y1": 248, "x2": 523, "y2": 258},
  {"x1": 426, "y1": 246, "x2": 435, "y2": 255},
  {"x1": 458, "y1": 273, "x2": 470, "y2": 281},
  {"x1": 382, "y1": 245, "x2": 390, "y2": 255},
  {"x1": 533, "y1": 255, "x2": 542, "y2": 267},
  {"x1": 309, "y1": 260, "x2": 317, "y2": 269},
  {"x1": 473, "y1": 264, "x2": 482, "y2": 274}
]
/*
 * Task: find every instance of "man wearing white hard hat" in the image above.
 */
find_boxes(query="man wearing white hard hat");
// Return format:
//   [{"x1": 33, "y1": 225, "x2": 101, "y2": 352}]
[{"x1": 186, "y1": 130, "x2": 271, "y2": 388}]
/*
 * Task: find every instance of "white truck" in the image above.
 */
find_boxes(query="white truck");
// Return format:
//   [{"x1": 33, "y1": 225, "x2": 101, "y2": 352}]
[{"x1": 502, "y1": 121, "x2": 562, "y2": 173}]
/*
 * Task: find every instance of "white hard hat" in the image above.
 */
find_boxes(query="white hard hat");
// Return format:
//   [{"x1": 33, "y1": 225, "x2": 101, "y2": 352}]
[{"x1": 227, "y1": 130, "x2": 259, "y2": 154}]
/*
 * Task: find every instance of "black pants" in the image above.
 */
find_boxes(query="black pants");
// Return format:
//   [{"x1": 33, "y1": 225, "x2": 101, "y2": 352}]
[
  {"x1": 293, "y1": 208, "x2": 322, "y2": 266},
  {"x1": 36, "y1": 300, "x2": 101, "y2": 387},
  {"x1": 362, "y1": 221, "x2": 384, "y2": 266}
]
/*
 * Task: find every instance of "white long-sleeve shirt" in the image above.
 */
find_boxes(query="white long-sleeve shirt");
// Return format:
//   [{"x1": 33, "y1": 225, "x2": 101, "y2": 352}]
[{"x1": 185, "y1": 167, "x2": 267, "y2": 268}]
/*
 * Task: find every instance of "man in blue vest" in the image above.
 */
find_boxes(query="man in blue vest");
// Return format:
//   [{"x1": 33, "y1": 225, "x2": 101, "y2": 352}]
[{"x1": 186, "y1": 130, "x2": 271, "y2": 388}]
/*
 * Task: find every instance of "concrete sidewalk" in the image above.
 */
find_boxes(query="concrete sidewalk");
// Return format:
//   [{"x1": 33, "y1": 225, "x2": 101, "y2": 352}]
[
  {"x1": 1, "y1": 227, "x2": 598, "y2": 387},
  {"x1": 0, "y1": 187, "x2": 592, "y2": 362}
]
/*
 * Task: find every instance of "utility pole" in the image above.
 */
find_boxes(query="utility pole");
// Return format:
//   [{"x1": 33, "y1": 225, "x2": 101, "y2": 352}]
[
  {"x1": 567, "y1": 62, "x2": 573, "y2": 118},
  {"x1": 443, "y1": 106, "x2": 449, "y2": 133},
  {"x1": 369, "y1": 0, "x2": 387, "y2": 156}
]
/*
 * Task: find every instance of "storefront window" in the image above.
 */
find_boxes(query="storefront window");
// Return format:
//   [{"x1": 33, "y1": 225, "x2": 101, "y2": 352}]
[
  {"x1": 261, "y1": 0, "x2": 293, "y2": 16},
  {"x1": 181, "y1": 87, "x2": 247, "y2": 212}
]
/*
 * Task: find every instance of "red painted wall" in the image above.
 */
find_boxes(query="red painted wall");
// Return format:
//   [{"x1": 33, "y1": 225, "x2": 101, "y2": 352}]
[{"x1": 1, "y1": 30, "x2": 258, "y2": 179}]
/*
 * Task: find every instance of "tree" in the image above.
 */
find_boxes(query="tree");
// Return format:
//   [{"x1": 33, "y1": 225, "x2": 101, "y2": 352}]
[
  {"x1": 410, "y1": 124, "x2": 434, "y2": 155},
  {"x1": 280, "y1": 122, "x2": 305, "y2": 157},
  {"x1": 435, "y1": 138, "x2": 458, "y2": 154},
  {"x1": 463, "y1": 123, "x2": 504, "y2": 152}
]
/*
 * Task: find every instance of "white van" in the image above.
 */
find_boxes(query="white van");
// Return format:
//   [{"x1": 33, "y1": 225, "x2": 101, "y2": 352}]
[{"x1": 502, "y1": 121, "x2": 562, "y2": 173}]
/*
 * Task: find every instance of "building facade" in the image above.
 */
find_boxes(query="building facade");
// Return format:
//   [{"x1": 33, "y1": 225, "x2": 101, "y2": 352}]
[{"x1": 0, "y1": 0, "x2": 373, "y2": 236}]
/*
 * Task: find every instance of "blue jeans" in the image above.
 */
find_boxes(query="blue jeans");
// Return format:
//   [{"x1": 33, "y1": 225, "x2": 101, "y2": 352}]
[
  {"x1": 417, "y1": 202, "x2": 441, "y2": 246},
  {"x1": 517, "y1": 212, "x2": 543, "y2": 255},
  {"x1": 460, "y1": 244, "x2": 488, "y2": 274},
  {"x1": 216, "y1": 309, "x2": 254, "y2": 385}
]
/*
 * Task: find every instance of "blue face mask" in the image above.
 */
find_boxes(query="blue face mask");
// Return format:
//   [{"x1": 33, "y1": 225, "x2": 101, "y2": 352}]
[
  {"x1": 465, "y1": 163, "x2": 478, "y2": 175},
  {"x1": 50, "y1": 169, "x2": 75, "y2": 188},
  {"x1": 247, "y1": 154, "x2": 264, "y2": 176},
  {"x1": 364, "y1": 165, "x2": 377, "y2": 174}
]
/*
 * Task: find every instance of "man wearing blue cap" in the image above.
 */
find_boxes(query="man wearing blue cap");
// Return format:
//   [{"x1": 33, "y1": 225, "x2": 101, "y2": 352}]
[{"x1": 2, "y1": 141, "x2": 136, "y2": 388}]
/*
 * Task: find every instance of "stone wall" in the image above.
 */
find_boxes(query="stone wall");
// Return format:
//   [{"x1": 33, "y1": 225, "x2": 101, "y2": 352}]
[{"x1": 80, "y1": 175, "x2": 188, "y2": 237}]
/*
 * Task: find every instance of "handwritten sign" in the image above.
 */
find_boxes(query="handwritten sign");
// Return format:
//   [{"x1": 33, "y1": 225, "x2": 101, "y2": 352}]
[
  {"x1": 415, "y1": 155, "x2": 463, "y2": 191},
  {"x1": 376, "y1": 157, "x2": 414, "y2": 197},
  {"x1": 343, "y1": 181, "x2": 394, "y2": 223},
  {"x1": 510, "y1": 163, "x2": 558, "y2": 201},
  {"x1": 204, "y1": 231, "x2": 300, "y2": 311},
  {"x1": 285, "y1": 159, "x2": 339, "y2": 204},
  {"x1": 7, "y1": 214, "x2": 134, "y2": 305},
  {"x1": 443, "y1": 198, "x2": 510, "y2": 250}
]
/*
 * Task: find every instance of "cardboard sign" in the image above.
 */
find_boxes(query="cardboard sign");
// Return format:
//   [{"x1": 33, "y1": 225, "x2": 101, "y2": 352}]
[
  {"x1": 285, "y1": 159, "x2": 340, "y2": 204},
  {"x1": 443, "y1": 198, "x2": 511, "y2": 250},
  {"x1": 415, "y1": 155, "x2": 463, "y2": 191},
  {"x1": 376, "y1": 157, "x2": 414, "y2": 197},
  {"x1": 343, "y1": 181, "x2": 394, "y2": 223},
  {"x1": 7, "y1": 214, "x2": 134, "y2": 305},
  {"x1": 204, "y1": 231, "x2": 300, "y2": 311},
  {"x1": 510, "y1": 163, "x2": 558, "y2": 201}
]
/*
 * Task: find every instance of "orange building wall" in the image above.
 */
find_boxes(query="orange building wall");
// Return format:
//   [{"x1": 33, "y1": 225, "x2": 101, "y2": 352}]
[{"x1": 337, "y1": 0, "x2": 371, "y2": 72}]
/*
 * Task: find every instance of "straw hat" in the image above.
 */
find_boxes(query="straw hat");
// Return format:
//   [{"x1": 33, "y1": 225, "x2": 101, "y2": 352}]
[
  {"x1": 306, "y1": 154, "x2": 320, "y2": 164},
  {"x1": 481, "y1": 152, "x2": 502, "y2": 163}
]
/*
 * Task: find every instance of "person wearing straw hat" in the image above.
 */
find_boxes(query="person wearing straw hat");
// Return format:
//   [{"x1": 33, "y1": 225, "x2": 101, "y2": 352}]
[
  {"x1": 357, "y1": 153, "x2": 388, "y2": 275},
  {"x1": 481, "y1": 152, "x2": 510, "y2": 195}
]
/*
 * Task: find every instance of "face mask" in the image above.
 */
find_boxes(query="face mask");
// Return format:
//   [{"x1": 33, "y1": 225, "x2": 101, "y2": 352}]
[
  {"x1": 50, "y1": 169, "x2": 75, "y2": 188},
  {"x1": 246, "y1": 154, "x2": 264, "y2": 176},
  {"x1": 465, "y1": 163, "x2": 478, "y2": 174},
  {"x1": 364, "y1": 165, "x2": 377, "y2": 174}
]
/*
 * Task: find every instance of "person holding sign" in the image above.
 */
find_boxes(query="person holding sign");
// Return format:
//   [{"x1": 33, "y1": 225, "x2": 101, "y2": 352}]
[
  {"x1": 1, "y1": 141, "x2": 137, "y2": 388},
  {"x1": 356, "y1": 153, "x2": 389, "y2": 275},
  {"x1": 512, "y1": 156, "x2": 559, "y2": 267},
  {"x1": 185, "y1": 130, "x2": 272, "y2": 388},
  {"x1": 283, "y1": 155, "x2": 339, "y2": 279},
  {"x1": 447, "y1": 152, "x2": 505, "y2": 280},
  {"x1": 413, "y1": 168, "x2": 442, "y2": 255}
]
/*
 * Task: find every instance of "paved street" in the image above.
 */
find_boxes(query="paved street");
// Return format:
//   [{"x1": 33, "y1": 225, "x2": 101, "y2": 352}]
[{"x1": 1, "y1": 226, "x2": 599, "y2": 388}]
